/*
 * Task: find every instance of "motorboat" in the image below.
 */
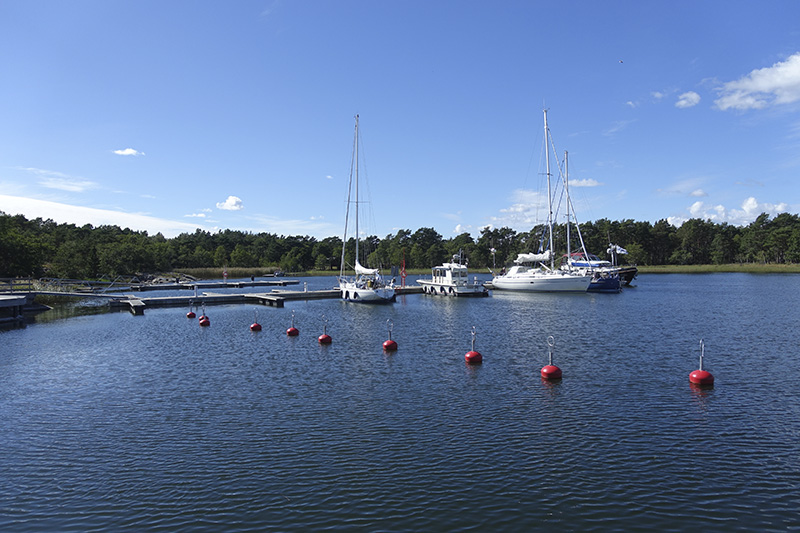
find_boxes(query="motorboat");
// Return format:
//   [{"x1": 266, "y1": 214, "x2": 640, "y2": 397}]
[{"x1": 417, "y1": 250, "x2": 488, "y2": 297}]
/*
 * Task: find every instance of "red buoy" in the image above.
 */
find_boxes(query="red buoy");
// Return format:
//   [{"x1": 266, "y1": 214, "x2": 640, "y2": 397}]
[
  {"x1": 465, "y1": 350, "x2": 483, "y2": 364},
  {"x1": 689, "y1": 340, "x2": 714, "y2": 386},
  {"x1": 383, "y1": 319, "x2": 397, "y2": 351},
  {"x1": 250, "y1": 309, "x2": 261, "y2": 331},
  {"x1": 541, "y1": 364, "x2": 562, "y2": 380},
  {"x1": 541, "y1": 336, "x2": 562, "y2": 380},
  {"x1": 186, "y1": 311, "x2": 196, "y2": 318},
  {"x1": 199, "y1": 317, "x2": 210, "y2": 327},
  {"x1": 198, "y1": 315, "x2": 207, "y2": 322},
  {"x1": 318, "y1": 315, "x2": 331, "y2": 344},
  {"x1": 464, "y1": 326, "x2": 482, "y2": 364},
  {"x1": 689, "y1": 369, "x2": 714, "y2": 385},
  {"x1": 383, "y1": 339, "x2": 398, "y2": 351},
  {"x1": 286, "y1": 311, "x2": 299, "y2": 336}
]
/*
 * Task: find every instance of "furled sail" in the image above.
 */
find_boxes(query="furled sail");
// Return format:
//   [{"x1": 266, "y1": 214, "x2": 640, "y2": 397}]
[
  {"x1": 513, "y1": 251, "x2": 552, "y2": 264},
  {"x1": 355, "y1": 261, "x2": 379, "y2": 276}
]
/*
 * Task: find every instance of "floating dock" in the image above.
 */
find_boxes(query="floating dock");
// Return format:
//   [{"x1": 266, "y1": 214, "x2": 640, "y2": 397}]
[{"x1": 113, "y1": 286, "x2": 424, "y2": 315}]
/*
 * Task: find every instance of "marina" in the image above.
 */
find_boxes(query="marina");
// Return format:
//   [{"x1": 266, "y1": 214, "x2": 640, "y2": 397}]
[{"x1": 2, "y1": 273, "x2": 800, "y2": 531}]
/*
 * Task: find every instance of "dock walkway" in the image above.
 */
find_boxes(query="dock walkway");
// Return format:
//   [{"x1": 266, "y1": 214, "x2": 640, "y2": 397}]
[{"x1": 113, "y1": 286, "x2": 423, "y2": 315}]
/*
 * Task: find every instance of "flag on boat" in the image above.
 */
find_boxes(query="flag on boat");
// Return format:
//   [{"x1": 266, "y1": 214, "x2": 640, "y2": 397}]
[{"x1": 607, "y1": 244, "x2": 628, "y2": 255}]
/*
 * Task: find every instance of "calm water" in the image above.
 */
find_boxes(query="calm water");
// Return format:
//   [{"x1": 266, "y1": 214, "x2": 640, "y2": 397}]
[{"x1": 2, "y1": 274, "x2": 799, "y2": 531}]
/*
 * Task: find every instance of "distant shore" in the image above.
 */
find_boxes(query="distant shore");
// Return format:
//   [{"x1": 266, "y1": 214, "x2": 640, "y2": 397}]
[{"x1": 173, "y1": 263, "x2": 800, "y2": 280}]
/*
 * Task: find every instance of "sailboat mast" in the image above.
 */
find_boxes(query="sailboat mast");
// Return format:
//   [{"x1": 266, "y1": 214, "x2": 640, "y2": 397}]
[
  {"x1": 354, "y1": 114, "x2": 359, "y2": 270},
  {"x1": 544, "y1": 109, "x2": 554, "y2": 270},
  {"x1": 565, "y1": 150, "x2": 571, "y2": 270}
]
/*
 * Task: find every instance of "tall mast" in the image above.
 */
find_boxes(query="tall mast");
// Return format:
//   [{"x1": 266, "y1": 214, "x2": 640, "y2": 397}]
[
  {"x1": 340, "y1": 115, "x2": 358, "y2": 278},
  {"x1": 544, "y1": 109, "x2": 554, "y2": 270},
  {"x1": 354, "y1": 114, "x2": 359, "y2": 269},
  {"x1": 565, "y1": 150, "x2": 571, "y2": 270}
]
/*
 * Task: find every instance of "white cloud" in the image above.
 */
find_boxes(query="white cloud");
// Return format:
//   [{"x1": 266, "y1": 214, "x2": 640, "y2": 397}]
[
  {"x1": 714, "y1": 52, "x2": 800, "y2": 111},
  {"x1": 652, "y1": 91, "x2": 666, "y2": 100},
  {"x1": 0, "y1": 194, "x2": 202, "y2": 237},
  {"x1": 185, "y1": 213, "x2": 207, "y2": 218},
  {"x1": 113, "y1": 148, "x2": 145, "y2": 156},
  {"x1": 325, "y1": 175, "x2": 334, "y2": 180},
  {"x1": 625, "y1": 101, "x2": 639, "y2": 108},
  {"x1": 490, "y1": 189, "x2": 548, "y2": 229},
  {"x1": 676, "y1": 91, "x2": 701, "y2": 108},
  {"x1": 690, "y1": 189, "x2": 707, "y2": 197},
  {"x1": 570, "y1": 178, "x2": 601, "y2": 187},
  {"x1": 216, "y1": 195, "x2": 244, "y2": 211},
  {"x1": 677, "y1": 196, "x2": 789, "y2": 226}
]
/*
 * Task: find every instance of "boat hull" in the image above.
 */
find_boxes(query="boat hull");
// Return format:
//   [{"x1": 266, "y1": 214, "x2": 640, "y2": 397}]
[
  {"x1": 417, "y1": 281, "x2": 488, "y2": 297},
  {"x1": 615, "y1": 266, "x2": 638, "y2": 286},
  {"x1": 339, "y1": 282, "x2": 396, "y2": 303},
  {"x1": 491, "y1": 272, "x2": 592, "y2": 292},
  {"x1": 587, "y1": 274, "x2": 621, "y2": 293}
]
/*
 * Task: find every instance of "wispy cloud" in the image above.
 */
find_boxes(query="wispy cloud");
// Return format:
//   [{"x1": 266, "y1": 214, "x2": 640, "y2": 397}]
[
  {"x1": 216, "y1": 195, "x2": 244, "y2": 211},
  {"x1": 185, "y1": 213, "x2": 207, "y2": 218},
  {"x1": 0, "y1": 194, "x2": 201, "y2": 237},
  {"x1": 113, "y1": 148, "x2": 145, "y2": 156},
  {"x1": 20, "y1": 167, "x2": 98, "y2": 192},
  {"x1": 676, "y1": 91, "x2": 701, "y2": 108},
  {"x1": 714, "y1": 52, "x2": 800, "y2": 111},
  {"x1": 656, "y1": 177, "x2": 708, "y2": 197},
  {"x1": 570, "y1": 178, "x2": 601, "y2": 187},
  {"x1": 603, "y1": 119, "x2": 636, "y2": 137}
]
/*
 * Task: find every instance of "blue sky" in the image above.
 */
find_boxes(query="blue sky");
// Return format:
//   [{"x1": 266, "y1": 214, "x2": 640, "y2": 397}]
[{"x1": 2, "y1": 1, "x2": 799, "y2": 239}]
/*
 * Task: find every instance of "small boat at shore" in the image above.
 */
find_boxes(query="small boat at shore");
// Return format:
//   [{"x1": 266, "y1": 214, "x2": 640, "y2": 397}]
[{"x1": 417, "y1": 251, "x2": 488, "y2": 297}]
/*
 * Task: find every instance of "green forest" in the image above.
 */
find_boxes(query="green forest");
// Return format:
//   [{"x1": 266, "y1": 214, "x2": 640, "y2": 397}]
[{"x1": 2, "y1": 210, "x2": 800, "y2": 279}]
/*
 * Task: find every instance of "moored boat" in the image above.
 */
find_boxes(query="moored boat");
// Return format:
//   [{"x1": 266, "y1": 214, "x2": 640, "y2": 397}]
[
  {"x1": 417, "y1": 250, "x2": 488, "y2": 297},
  {"x1": 338, "y1": 115, "x2": 395, "y2": 303},
  {"x1": 490, "y1": 109, "x2": 592, "y2": 293}
]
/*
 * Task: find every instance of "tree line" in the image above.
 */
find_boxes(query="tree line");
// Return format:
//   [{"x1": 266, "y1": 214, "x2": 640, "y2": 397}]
[{"x1": 2, "y1": 210, "x2": 800, "y2": 279}]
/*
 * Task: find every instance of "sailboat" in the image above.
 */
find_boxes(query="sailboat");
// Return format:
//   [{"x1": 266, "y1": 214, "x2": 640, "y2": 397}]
[
  {"x1": 559, "y1": 150, "x2": 621, "y2": 294},
  {"x1": 491, "y1": 110, "x2": 593, "y2": 293},
  {"x1": 338, "y1": 115, "x2": 396, "y2": 303}
]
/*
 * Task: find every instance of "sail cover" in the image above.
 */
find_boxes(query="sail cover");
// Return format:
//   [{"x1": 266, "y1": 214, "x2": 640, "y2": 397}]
[
  {"x1": 355, "y1": 261, "x2": 379, "y2": 276},
  {"x1": 514, "y1": 251, "x2": 552, "y2": 264}
]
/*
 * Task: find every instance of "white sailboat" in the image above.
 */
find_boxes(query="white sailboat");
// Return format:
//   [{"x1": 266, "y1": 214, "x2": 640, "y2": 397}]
[
  {"x1": 491, "y1": 109, "x2": 593, "y2": 293},
  {"x1": 338, "y1": 115, "x2": 396, "y2": 303}
]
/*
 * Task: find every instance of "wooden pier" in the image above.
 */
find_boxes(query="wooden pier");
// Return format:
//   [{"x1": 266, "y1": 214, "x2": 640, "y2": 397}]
[
  {"x1": 113, "y1": 286, "x2": 424, "y2": 315},
  {"x1": 2, "y1": 279, "x2": 425, "y2": 317}
]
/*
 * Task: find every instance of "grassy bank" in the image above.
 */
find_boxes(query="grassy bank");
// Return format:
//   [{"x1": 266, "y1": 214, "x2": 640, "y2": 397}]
[{"x1": 637, "y1": 263, "x2": 800, "y2": 274}]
